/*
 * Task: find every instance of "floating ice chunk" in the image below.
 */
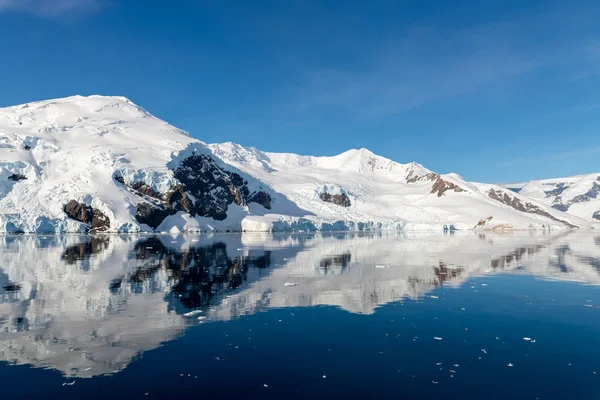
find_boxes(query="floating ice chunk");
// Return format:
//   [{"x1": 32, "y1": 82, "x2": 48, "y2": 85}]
[
  {"x1": 523, "y1": 337, "x2": 533, "y2": 341},
  {"x1": 481, "y1": 349, "x2": 487, "y2": 354},
  {"x1": 322, "y1": 375, "x2": 327, "y2": 379},
  {"x1": 433, "y1": 337, "x2": 443, "y2": 341},
  {"x1": 284, "y1": 282, "x2": 299, "y2": 287},
  {"x1": 430, "y1": 295, "x2": 439, "y2": 299},
  {"x1": 264, "y1": 384, "x2": 269, "y2": 388},
  {"x1": 197, "y1": 316, "x2": 207, "y2": 321},
  {"x1": 432, "y1": 381, "x2": 438, "y2": 385},
  {"x1": 436, "y1": 362, "x2": 442, "y2": 366},
  {"x1": 183, "y1": 310, "x2": 203, "y2": 317},
  {"x1": 507, "y1": 363, "x2": 514, "y2": 367}
]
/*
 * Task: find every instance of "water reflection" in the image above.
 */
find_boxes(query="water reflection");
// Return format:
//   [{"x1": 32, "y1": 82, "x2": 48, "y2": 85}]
[{"x1": 0, "y1": 231, "x2": 599, "y2": 378}]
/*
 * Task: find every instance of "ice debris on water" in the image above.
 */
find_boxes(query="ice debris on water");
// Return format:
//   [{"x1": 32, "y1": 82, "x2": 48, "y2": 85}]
[
  {"x1": 434, "y1": 337, "x2": 443, "y2": 341},
  {"x1": 284, "y1": 282, "x2": 299, "y2": 287},
  {"x1": 430, "y1": 295, "x2": 439, "y2": 299},
  {"x1": 523, "y1": 337, "x2": 533, "y2": 341},
  {"x1": 507, "y1": 363, "x2": 514, "y2": 367},
  {"x1": 481, "y1": 349, "x2": 487, "y2": 354},
  {"x1": 264, "y1": 384, "x2": 269, "y2": 388},
  {"x1": 183, "y1": 310, "x2": 203, "y2": 317},
  {"x1": 375, "y1": 265, "x2": 391, "y2": 269},
  {"x1": 62, "y1": 381, "x2": 76, "y2": 386}
]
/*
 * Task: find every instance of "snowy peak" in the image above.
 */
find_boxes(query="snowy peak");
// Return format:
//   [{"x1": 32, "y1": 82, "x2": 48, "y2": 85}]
[
  {"x1": 209, "y1": 141, "x2": 588, "y2": 231},
  {"x1": 503, "y1": 173, "x2": 600, "y2": 223},
  {"x1": 0, "y1": 95, "x2": 593, "y2": 233}
]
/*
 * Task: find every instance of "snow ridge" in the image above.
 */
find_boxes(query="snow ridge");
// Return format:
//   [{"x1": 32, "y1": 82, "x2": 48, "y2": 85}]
[{"x1": 0, "y1": 95, "x2": 593, "y2": 233}]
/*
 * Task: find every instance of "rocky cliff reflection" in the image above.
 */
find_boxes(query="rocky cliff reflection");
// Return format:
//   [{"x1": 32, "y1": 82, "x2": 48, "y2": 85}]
[{"x1": 0, "y1": 231, "x2": 599, "y2": 378}]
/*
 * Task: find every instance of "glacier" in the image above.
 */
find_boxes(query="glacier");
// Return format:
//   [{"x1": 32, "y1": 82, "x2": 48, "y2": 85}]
[{"x1": 0, "y1": 95, "x2": 594, "y2": 233}]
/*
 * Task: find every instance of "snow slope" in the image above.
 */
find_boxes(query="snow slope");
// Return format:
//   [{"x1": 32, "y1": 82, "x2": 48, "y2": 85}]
[
  {"x1": 0, "y1": 95, "x2": 278, "y2": 233},
  {"x1": 0, "y1": 94, "x2": 591, "y2": 233},
  {"x1": 504, "y1": 174, "x2": 600, "y2": 224},
  {"x1": 208, "y1": 142, "x2": 589, "y2": 231}
]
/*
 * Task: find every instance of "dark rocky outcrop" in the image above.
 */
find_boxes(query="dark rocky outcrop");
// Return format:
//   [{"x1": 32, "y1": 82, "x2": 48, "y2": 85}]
[
  {"x1": 117, "y1": 153, "x2": 272, "y2": 229},
  {"x1": 406, "y1": 171, "x2": 466, "y2": 197},
  {"x1": 135, "y1": 202, "x2": 175, "y2": 229},
  {"x1": 406, "y1": 171, "x2": 438, "y2": 184},
  {"x1": 593, "y1": 211, "x2": 600, "y2": 221},
  {"x1": 64, "y1": 200, "x2": 111, "y2": 232},
  {"x1": 474, "y1": 216, "x2": 493, "y2": 228},
  {"x1": 551, "y1": 181, "x2": 600, "y2": 212},
  {"x1": 430, "y1": 176, "x2": 466, "y2": 197},
  {"x1": 8, "y1": 174, "x2": 27, "y2": 181},
  {"x1": 488, "y1": 189, "x2": 578, "y2": 229},
  {"x1": 545, "y1": 183, "x2": 569, "y2": 197},
  {"x1": 551, "y1": 200, "x2": 569, "y2": 212},
  {"x1": 320, "y1": 192, "x2": 351, "y2": 207},
  {"x1": 248, "y1": 191, "x2": 272, "y2": 209}
]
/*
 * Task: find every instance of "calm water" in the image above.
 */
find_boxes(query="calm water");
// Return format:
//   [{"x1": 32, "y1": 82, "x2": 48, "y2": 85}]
[{"x1": 1, "y1": 231, "x2": 600, "y2": 399}]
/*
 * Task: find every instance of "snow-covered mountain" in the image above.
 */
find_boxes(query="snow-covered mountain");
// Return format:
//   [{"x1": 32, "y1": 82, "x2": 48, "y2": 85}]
[
  {"x1": 0, "y1": 95, "x2": 591, "y2": 233},
  {"x1": 504, "y1": 174, "x2": 600, "y2": 224},
  {"x1": 208, "y1": 142, "x2": 589, "y2": 231}
]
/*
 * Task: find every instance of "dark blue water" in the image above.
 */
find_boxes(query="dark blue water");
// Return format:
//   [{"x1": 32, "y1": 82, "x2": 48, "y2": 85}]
[{"x1": 1, "y1": 232, "x2": 599, "y2": 399}]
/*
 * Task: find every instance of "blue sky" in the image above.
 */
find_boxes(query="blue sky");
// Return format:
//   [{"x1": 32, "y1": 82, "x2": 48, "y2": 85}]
[{"x1": 1, "y1": 0, "x2": 600, "y2": 183}]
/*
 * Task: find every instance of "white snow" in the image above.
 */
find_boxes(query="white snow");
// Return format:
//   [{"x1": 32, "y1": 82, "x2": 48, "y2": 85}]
[
  {"x1": 209, "y1": 142, "x2": 590, "y2": 232},
  {"x1": 0, "y1": 95, "x2": 592, "y2": 233},
  {"x1": 503, "y1": 174, "x2": 600, "y2": 224}
]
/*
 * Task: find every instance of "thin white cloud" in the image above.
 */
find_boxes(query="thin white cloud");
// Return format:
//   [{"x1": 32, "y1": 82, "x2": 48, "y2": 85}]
[
  {"x1": 0, "y1": 0, "x2": 103, "y2": 17},
  {"x1": 269, "y1": 5, "x2": 600, "y2": 121}
]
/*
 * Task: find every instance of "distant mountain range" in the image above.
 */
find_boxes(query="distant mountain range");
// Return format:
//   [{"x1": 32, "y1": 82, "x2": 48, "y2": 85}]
[
  {"x1": 0, "y1": 95, "x2": 596, "y2": 233},
  {"x1": 503, "y1": 174, "x2": 600, "y2": 223}
]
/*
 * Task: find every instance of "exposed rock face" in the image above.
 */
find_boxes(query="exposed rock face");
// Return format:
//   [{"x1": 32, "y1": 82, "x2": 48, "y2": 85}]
[
  {"x1": 406, "y1": 171, "x2": 438, "y2": 184},
  {"x1": 551, "y1": 181, "x2": 600, "y2": 212},
  {"x1": 135, "y1": 203, "x2": 175, "y2": 229},
  {"x1": 406, "y1": 172, "x2": 466, "y2": 197},
  {"x1": 474, "y1": 216, "x2": 494, "y2": 228},
  {"x1": 545, "y1": 183, "x2": 569, "y2": 197},
  {"x1": 248, "y1": 191, "x2": 272, "y2": 209},
  {"x1": 8, "y1": 174, "x2": 27, "y2": 181},
  {"x1": 117, "y1": 153, "x2": 272, "y2": 229},
  {"x1": 430, "y1": 176, "x2": 466, "y2": 197},
  {"x1": 593, "y1": 211, "x2": 600, "y2": 221},
  {"x1": 488, "y1": 189, "x2": 578, "y2": 229},
  {"x1": 320, "y1": 192, "x2": 351, "y2": 207},
  {"x1": 63, "y1": 200, "x2": 110, "y2": 232}
]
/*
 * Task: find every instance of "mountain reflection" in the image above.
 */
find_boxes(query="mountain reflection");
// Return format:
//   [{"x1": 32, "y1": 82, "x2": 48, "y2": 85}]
[{"x1": 0, "y1": 231, "x2": 599, "y2": 378}]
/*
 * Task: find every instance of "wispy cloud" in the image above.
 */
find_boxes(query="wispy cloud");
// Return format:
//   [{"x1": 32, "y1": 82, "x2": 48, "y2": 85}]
[
  {"x1": 270, "y1": 5, "x2": 600, "y2": 121},
  {"x1": 0, "y1": 0, "x2": 103, "y2": 17},
  {"x1": 497, "y1": 146, "x2": 600, "y2": 168}
]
